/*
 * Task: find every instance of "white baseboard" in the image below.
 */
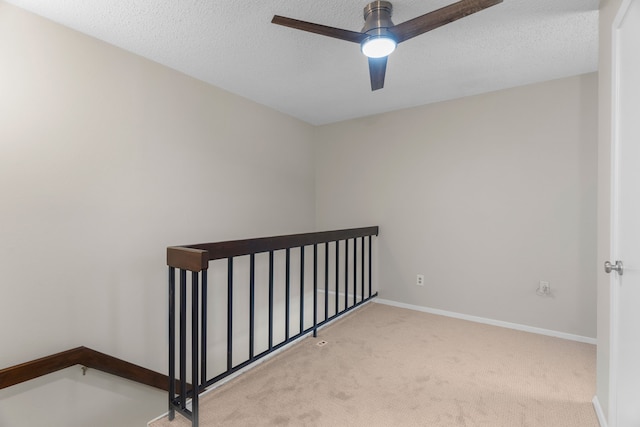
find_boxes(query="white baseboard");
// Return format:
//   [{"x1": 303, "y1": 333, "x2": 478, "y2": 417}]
[
  {"x1": 375, "y1": 299, "x2": 597, "y2": 345},
  {"x1": 592, "y1": 396, "x2": 608, "y2": 427}
]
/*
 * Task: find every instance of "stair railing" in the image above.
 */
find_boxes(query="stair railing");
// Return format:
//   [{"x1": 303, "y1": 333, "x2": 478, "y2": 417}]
[{"x1": 166, "y1": 226, "x2": 379, "y2": 426}]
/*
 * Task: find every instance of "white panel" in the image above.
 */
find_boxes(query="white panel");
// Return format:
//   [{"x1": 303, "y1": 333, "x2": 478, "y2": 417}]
[{"x1": 612, "y1": 1, "x2": 640, "y2": 425}]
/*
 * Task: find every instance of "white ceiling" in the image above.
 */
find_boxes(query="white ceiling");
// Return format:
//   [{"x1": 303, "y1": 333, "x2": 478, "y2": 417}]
[{"x1": 5, "y1": 0, "x2": 599, "y2": 125}]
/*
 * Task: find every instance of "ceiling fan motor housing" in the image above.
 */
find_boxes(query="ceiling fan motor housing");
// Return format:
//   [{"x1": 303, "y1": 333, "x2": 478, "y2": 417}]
[{"x1": 362, "y1": 1, "x2": 395, "y2": 36}]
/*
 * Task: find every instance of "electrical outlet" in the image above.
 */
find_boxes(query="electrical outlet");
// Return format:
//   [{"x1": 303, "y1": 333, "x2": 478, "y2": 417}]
[{"x1": 416, "y1": 274, "x2": 425, "y2": 286}]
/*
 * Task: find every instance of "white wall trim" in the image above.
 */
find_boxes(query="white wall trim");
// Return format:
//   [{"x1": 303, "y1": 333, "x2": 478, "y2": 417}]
[
  {"x1": 375, "y1": 299, "x2": 597, "y2": 345},
  {"x1": 607, "y1": 2, "x2": 636, "y2": 425},
  {"x1": 593, "y1": 395, "x2": 608, "y2": 427}
]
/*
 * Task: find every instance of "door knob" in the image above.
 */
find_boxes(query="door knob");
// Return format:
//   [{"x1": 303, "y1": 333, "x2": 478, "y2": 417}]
[{"x1": 605, "y1": 260, "x2": 624, "y2": 275}]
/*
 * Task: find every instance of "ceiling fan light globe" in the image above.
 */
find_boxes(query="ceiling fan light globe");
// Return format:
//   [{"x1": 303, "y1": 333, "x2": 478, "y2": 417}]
[{"x1": 361, "y1": 36, "x2": 396, "y2": 58}]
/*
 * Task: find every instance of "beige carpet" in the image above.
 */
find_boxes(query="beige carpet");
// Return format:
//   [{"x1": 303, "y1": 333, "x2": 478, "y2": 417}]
[{"x1": 150, "y1": 302, "x2": 598, "y2": 427}]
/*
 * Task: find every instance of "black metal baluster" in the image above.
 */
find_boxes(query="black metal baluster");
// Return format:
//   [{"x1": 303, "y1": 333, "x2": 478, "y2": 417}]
[
  {"x1": 200, "y1": 270, "x2": 207, "y2": 386},
  {"x1": 313, "y1": 244, "x2": 318, "y2": 337},
  {"x1": 299, "y1": 246, "x2": 305, "y2": 334},
  {"x1": 168, "y1": 267, "x2": 176, "y2": 420},
  {"x1": 269, "y1": 251, "x2": 274, "y2": 349},
  {"x1": 179, "y1": 269, "x2": 187, "y2": 409},
  {"x1": 361, "y1": 237, "x2": 365, "y2": 303},
  {"x1": 191, "y1": 271, "x2": 200, "y2": 426},
  {"x1": 324, "y1": 243, "x2": 329, "y2": 322},
  {"x1": 249, "y1": 254, "x2": 255, "y2": 359},
  {"x1": 227, "y1": 258, "x2": 233, "y2": 372},
  {"x1": 285, "y1": 248, "x2": 290, "y2": 340},
  {"x1": 335, "y1": 241, "x2": 339, "y2": 314},
  {"x1": 369, "y1": 236, "x2": 372, "y2": 298},
  {"x1": 353, "y1": 238, "x2": 357, "y2": 305},
  {"x1": 344, "y1": 239, "x2": 349, "y2": 309}
]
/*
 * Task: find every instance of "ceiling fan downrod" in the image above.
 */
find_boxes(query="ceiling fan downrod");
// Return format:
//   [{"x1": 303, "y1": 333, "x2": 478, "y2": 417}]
[
  {"x1": 362, "y1": 1, "x2": 395, "y2": 33},
  {"x1": 361, "y1": 1, "x2": 397, "y2": 58}
]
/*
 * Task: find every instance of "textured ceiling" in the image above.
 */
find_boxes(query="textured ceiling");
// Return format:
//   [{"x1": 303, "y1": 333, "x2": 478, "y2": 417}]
[{"x1": 4, "y1": 0, "x2": 599, "y2": 125}]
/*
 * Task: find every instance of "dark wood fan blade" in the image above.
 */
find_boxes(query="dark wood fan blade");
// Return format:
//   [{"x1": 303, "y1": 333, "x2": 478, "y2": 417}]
[
  {"x1": 391, "y1": 0, "x2": 503, "y2": 43},
  {"x1": 368, "y1": 57, "x2": 388, "y2": 91},
  {"x1": 272, "y1": 15, "x2": 367, "y2": 44}
]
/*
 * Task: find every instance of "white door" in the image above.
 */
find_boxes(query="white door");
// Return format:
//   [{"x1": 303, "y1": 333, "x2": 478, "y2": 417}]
[{"x1": 610, "y1": 0, "x2": 640, "y2": 426}]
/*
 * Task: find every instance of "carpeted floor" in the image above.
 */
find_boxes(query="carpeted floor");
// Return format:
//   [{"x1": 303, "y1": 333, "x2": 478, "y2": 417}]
[{"x1": 150, "y1": 302, "x2": 598, "y2": 427}]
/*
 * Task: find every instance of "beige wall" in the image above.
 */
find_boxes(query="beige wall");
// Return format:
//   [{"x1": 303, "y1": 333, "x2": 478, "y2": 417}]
[
  {"x1": 0, "y1": 0, "x2": 314, "y2": 394},
  {"x1": 315, "y1": 74, "x2": 598, "y2": 338},
  {"x1": 596, "y1": 0, "x2": 625, "y2": 422}
]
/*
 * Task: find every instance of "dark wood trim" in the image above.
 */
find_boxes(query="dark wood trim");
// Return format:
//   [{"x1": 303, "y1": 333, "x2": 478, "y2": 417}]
[
  {"x1": 0, "y1": 347, "x2": 86, "y2": 389},
  {"x1": 167, "y1": 247, "x2": 208, "y2": 272},
  {"x1": 167, "y1": 226, "x2": 379, "y2": 269},
  {"x1": 0, "y1": 346, "x2": 187, "y2": 392}
]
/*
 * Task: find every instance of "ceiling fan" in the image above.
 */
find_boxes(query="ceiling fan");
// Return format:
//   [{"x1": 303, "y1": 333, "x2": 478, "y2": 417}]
[{"x1": 272, "y1": 0, "x2": 503, "y2": 91}]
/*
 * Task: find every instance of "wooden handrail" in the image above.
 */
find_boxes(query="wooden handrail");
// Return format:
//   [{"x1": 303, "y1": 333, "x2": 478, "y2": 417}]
[
  {"x1": 167, "y1": 226, "x2": 379, "y2": 271},
  {"x1": 0, "y1": 346, "x2": 188, "y2": 391},
  {"x1": 0, "y1": 347, "x2": 86, "y2": 389}
]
